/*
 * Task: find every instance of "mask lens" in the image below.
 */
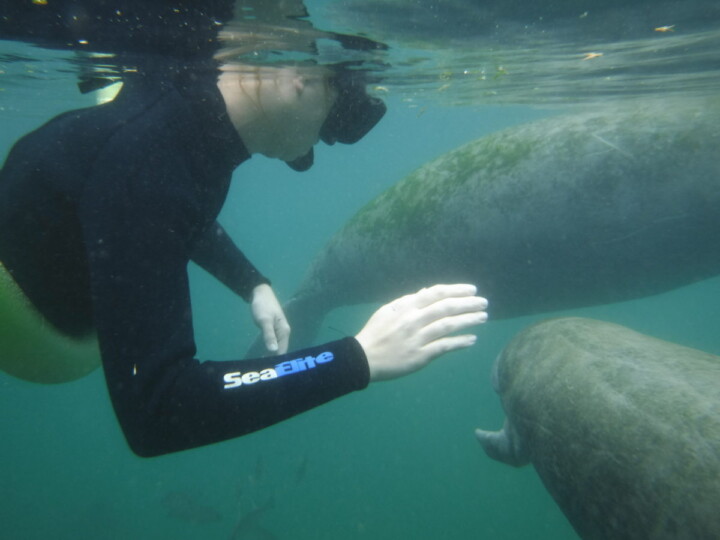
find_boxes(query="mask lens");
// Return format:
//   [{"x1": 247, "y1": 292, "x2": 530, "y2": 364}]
[{"x1": 320, "y1": 76, "x2": 386, "y2": 145}]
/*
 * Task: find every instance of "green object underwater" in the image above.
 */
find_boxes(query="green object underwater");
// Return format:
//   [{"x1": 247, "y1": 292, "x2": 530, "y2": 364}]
[{"x1": 0, "y1": 262, "x2": 100, "y2": 384}]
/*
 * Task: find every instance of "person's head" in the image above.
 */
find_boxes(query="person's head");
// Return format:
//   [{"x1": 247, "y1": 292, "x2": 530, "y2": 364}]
[{"x1": 217, "y1": 64, "x2": 385, "y2": 170}]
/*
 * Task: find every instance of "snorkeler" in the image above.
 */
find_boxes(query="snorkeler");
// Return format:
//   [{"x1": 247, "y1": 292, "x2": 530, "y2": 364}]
[{"x1": 0, "y1": 6, "x2": 488, "y2": 457}]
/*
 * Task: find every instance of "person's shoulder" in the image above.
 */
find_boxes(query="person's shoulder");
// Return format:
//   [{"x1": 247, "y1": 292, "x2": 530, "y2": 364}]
[
  {"x1": 12, "y1": 103, "x2": 112, "y2": 155},
  {"x1": 1, "y1": 107, "x2": 87, "y2": 172}
]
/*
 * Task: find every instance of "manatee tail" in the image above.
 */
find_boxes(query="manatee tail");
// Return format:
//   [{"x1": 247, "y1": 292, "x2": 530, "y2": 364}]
[
  {"x1": 244, "y1": 294, "x2": 329, "y2": 359},
  {"x1": 475, "y1": 419, "x2": 530, "y2": 467}
]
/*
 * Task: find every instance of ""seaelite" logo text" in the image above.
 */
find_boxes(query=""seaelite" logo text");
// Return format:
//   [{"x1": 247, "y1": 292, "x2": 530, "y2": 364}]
[{"x1": 222, "y1": 351, "x2": 335, "y2": 390}]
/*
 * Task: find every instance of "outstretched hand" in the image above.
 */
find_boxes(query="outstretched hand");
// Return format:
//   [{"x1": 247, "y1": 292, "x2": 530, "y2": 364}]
[
  {"x1": 251, "y1": 284, "x2": 291, "y2": 355},
  {"x1": 355, "y1": 284, "x2": 488, "y2": 382}
]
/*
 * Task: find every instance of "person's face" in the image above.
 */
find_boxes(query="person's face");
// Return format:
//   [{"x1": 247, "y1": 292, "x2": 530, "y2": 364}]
[{"x1": 236, "y1": 67, "x2": 337, "y2": 161}]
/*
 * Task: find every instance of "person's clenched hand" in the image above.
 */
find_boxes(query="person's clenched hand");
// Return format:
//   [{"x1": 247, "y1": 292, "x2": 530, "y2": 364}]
[{"x1": 251, "y1": 284, "x2": 291, "y2": 355}]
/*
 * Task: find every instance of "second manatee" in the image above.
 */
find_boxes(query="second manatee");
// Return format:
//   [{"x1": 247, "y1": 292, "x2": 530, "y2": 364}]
[{"x1": 476, "y1": 317, "x2": 720, "y2": 539}]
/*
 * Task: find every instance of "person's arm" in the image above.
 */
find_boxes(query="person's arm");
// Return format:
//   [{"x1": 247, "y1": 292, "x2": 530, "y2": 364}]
[
  {"x1": 189, "y1": 221, "x2": 267, "y2": 301},
  {"x1": 80, "y1": 139, "x2": 488, "y2": 458},
  {"x1": 80, "y1": 153, "x2": 368, "y2": 457},
  {"x1": 190, "y1": 222, "x2": 290, "y2": 353}
]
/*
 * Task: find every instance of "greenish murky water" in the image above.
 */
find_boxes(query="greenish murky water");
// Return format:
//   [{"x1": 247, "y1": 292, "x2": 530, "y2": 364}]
[{"x1": 2, "y1": 1, "x2": 719, "y2": 538}]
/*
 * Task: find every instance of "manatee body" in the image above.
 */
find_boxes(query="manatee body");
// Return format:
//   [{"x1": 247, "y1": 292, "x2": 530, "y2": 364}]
[
  {"x1": 476, "y1": 317, "x2": 720, "y2": 539},
  {"x1": 282, "y1": 100, "x2": 720, "y2": 347}
]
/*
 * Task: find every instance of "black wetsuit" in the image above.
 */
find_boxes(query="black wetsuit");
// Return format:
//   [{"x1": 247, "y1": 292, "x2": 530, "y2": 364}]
[{"x1": 0, "y1": 74, "x2": 369, "y2": 457}]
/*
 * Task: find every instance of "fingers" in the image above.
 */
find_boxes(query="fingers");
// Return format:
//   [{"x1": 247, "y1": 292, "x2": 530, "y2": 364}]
[
  {"x1": 250, "y1": 284, "x2": 291, "y2": 355},
  {"x1": 421, "y1": 333, "x2": 478, "y2": 360},
  {"x1": 393, "y1": 284, "x2": 479, "y2": 311},
  {"x1": 275, "y1": 319, "x2": 291, "y2": 355},
  {"x1": 412, "y1": 283, "x2": 477, "y2": 308},
  {"x1": 416, "y1": 294, "x2": 487, "y2": 324},
  {"x1": 384, "y1": 284, "x2": 488, "y2": 343},
  {"x1": 261, "y1": 320, "x2": 279, "y2": 353},
  {"x1": 420, "y1": 310, "x2": 488, "y2": 344},
  {"x1": 261, "y1": 317, "x2": 291, "y2": 355},
  {"x1": 409, "y1": 285, "x2": 488, "y2": 363}
]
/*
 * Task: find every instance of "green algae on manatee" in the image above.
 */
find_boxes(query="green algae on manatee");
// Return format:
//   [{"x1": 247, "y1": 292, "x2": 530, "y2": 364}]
[{"x1": 347, "y1": 131, "x2": 537, "y2": 236}]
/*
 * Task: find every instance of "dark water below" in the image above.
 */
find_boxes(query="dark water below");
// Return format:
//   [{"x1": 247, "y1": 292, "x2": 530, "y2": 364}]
[{"x1": 2, "y1": 2, "x2": 719, "y2": 538}]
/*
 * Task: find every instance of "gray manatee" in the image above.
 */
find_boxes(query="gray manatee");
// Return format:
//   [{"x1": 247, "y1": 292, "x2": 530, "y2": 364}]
[
  {"x1": 475, "y1": 317, "x2": 720, "y2": 540},
  {"x1": 279, "y1": 100, "x2": 720, "y2": 349}
]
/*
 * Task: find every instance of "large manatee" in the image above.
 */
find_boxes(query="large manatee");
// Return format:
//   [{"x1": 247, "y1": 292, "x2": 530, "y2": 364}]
[
  {"x1": 278, "y1": 100, "x2": 720, "y2": 348},
  {"x1": 475, "y1": 317, "x2": 720, "y2": 539}
]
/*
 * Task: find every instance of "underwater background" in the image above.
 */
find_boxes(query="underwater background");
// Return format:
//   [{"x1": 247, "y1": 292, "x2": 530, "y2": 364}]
[{"x1": 2, "y1": 1, "x2": 720, "y2": 538}]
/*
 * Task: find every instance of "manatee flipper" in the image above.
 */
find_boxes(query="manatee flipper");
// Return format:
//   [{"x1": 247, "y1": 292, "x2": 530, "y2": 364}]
[
  {"x1": 475, "y1": 419, "x2": 529, "y2": 467},
  {"x1": 0, "y1": 263, "x2": 100, "y2": 384}
]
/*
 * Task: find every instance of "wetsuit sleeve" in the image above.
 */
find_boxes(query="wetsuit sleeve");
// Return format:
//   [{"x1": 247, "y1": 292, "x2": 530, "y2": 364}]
[
  {"x1": 189, "y1": 221, "x2": 269, "y2": 302},
  {"x1": 80, "y1": 148, "x2": 369, "y2": 457}
]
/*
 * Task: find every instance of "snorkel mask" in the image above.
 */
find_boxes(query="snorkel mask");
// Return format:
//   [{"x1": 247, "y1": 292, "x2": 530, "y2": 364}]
[{"x1": 286, "y1": 70, "x2": 386, "y2": 171}]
